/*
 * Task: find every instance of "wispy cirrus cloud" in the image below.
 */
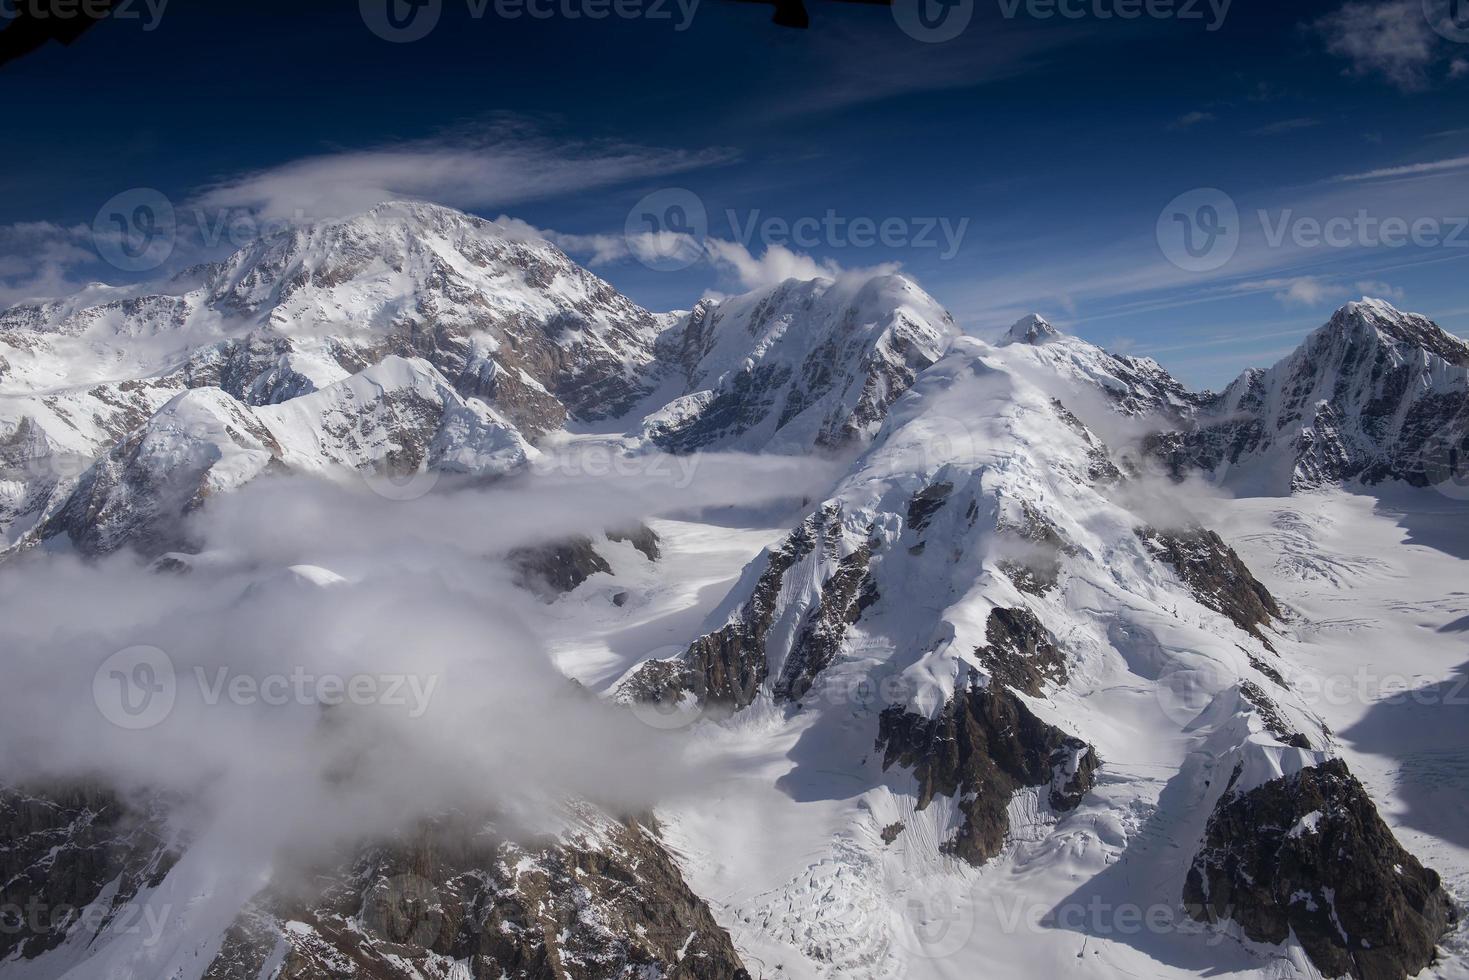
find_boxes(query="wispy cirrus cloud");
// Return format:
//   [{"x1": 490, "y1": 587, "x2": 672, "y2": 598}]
[
  {"x1": 1251, "y1": 117, "x2": 1322, "y2": 136},
  {"x1": 194, "y1": 124, "x2": 737, "y2": 223},
  {"x1": 1332, "y1": 155, "x2": 1469, "y2": 182}
]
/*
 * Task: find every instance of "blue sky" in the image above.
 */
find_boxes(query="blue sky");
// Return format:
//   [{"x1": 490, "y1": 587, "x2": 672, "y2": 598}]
[{"x1": 2, "y1": 0, "x2": 1468, "y2": 387}]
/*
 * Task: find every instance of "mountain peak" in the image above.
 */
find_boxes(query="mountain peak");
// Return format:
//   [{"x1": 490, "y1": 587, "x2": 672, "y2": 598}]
[
  {"x1": 1000, "y1": 314, "x2": 1061, "y2": 346},
  {"x1": 1321, "y1": 298, "x2": 1469, "y2": 367}
]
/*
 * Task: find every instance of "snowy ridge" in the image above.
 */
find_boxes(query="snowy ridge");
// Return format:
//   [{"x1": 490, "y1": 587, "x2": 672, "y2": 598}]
[
  {"x1": 1, "y1": 201, "x2": 1465, "y2": 980},
  {"x1": 627, "y1": 330, "x2": 1454, "y2": 978},
  {"x1": 1151, "y1": 297, "x2": 1469, "y2": 494},
  {"x1": 22, "y1": 355, "x2": 534, "y2": 556},
  {"x1": 642, "y1": 273, "x2": 954, "y2": 453}
]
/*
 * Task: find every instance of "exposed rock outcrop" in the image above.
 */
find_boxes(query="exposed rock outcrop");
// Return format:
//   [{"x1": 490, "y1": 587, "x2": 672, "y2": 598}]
[
  {"x1": 774, "y1": 538, "x2": 879, "y2": 702},
  {"x1": 508, "y1": 535, "x2": 613, "y2": 597},
  {"x1": 0, "y1": 784, "x2": 178, "y2": 961},
  {"x1": 201, "y1": 811, "x2": 749, "y2": 980},
  {"x1": 621, "y1": 510, "x2": 827, "y2": 711},
  {"x1": 877, "y1": 679, "x2": 1098, "y2": 866},
  {"x1": 1185, "y1": 759, "x2": 1455, "y2": 980},
  {"x1": 1137, "y1": 525, "x2": 1282, "y2": 648},
  {"x1": 973, "y1": 606, "x2": 1068, "y2": 697}
]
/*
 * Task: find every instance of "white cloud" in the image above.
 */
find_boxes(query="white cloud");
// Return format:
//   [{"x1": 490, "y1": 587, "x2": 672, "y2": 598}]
[
  {"x1": 194, "y1": 125, "x2": 736, "y2": 223},
  {"x1": 0, "y1": 456, "x2": 842, "y2": 867},
  {"x1": 1314, "y1": 0, "x2": 1439, "y2": 92},
  {"x1": 1355, "y1": 279, "x2": 1406, "y2": 301},
  {"x1": 1451, "y1": 58, "x2": 1469, "y2": 79},
  {"x1": 1332, "y1": 154, "x2": 1469, "y2": 182},
  {"x1": 1171, "y1": 111, "x2": 1216, "y2": 130},
  {"x1": 529, "y1": 218, "x2": 902, "y2": 295},
  {"x1": 0, "y1": 221, "x2": 97, "y2": 308},
  {"x1": 703, "y1": 239, "x2": 900, "y2": 292},
  {"x1": 1239, "y1": 276, "x2": 1346, "y2": 307}
]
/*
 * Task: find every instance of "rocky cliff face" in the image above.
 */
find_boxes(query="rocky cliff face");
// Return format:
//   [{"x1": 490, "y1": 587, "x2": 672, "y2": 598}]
[
  {"x1": 1185, "y1": 758, "x2": 1456, "y2": 980},
  {"x1": 1136, "y1": 525, "x2": 1283, "y2": 648},
  {"x1": 642, "y1": 274, "x2": 954, "y2": 454},
  {"x1": 0, "y1": 784, "x2": 179, "y2": 962},
  {"x1": 199, "y1": 809, "x2": 748, "y2": 980},
  {"x1": 877, "y1": 679, "x2": 1099, "y2": 866},
  {"x1": 1147, "y1": 299, "x2": 1469, "y2": 493}
]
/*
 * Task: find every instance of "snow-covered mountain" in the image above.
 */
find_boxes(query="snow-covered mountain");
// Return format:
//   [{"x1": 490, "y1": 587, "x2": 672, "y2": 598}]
[
  {"x1": 641, "y1": 274, "x2": 954, "y2": 453},
  {"x1": 31, "y1": 356, "x2": 534, "y2": 556},
  {"x1": 1, "y1": 201, "x2": 1466, "y2": 980},
  {"x1": 619, "y1": 327, "x2": 1457, "y2": 979},
  {"x1": 1147, "y1": 298, "x2": 1469, "y2": 494}
]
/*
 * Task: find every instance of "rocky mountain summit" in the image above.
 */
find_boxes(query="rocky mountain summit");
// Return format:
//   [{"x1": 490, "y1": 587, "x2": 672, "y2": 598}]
[{"x1": 1147, "y1": 298, "x2": 1469, "y2": 493}]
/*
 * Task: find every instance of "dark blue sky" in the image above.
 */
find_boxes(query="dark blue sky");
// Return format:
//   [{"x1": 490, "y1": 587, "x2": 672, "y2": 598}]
[{"x1": 3, "y1": 0, "x2": 1468, "y2": 386}]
